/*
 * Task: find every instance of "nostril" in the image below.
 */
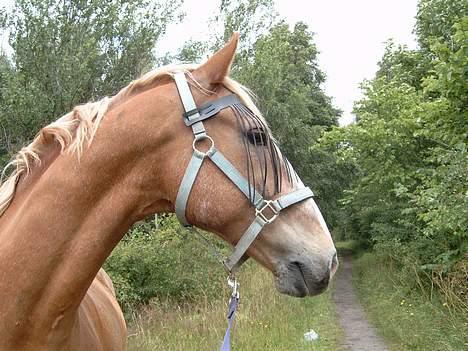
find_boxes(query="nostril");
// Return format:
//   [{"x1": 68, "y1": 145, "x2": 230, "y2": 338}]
[
  {"x1": 330, "y1": 252, "x2": 338, "y2": 274},
  {"x1": 290, "y1": 261, "x2": 302, "y2": 272}
]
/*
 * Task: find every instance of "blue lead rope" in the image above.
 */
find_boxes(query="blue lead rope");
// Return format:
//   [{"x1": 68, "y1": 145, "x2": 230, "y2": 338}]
[{"x1": 220, "y1": 294, "x2": 239, "y2": 351}]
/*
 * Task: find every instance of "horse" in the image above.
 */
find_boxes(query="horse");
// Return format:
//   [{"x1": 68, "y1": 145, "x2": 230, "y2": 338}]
[{"x1": 0, "y1": 32, "x2": 338, "y2": 351}]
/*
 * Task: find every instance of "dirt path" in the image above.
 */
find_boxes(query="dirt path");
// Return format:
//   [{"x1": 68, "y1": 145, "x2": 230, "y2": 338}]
[{"x1": 333, "y1": 254, "x2": 389, "y2": 351}]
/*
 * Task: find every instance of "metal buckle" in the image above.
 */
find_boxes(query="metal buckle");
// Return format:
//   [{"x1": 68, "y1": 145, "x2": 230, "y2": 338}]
[
  {"x1": 255, "y1": 200, "x2": 279, "y2": 224},
  {"x1": 227, "y1": 275, "x2": 239, "y2": 299}
]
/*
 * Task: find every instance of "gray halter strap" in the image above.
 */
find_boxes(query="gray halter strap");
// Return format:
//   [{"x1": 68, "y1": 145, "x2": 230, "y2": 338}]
[{"x1": 173, "y1": 72, "x2": 314, "y2": 273}]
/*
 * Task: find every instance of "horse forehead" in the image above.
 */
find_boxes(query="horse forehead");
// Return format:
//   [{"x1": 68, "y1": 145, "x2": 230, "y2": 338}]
[{"x1": 146, "y1": 81, "x2": 216, "y2": 115}]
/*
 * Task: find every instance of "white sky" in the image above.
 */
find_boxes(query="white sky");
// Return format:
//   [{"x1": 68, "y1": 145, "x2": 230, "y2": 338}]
[{"x1": 1, "y1": 0, "x2": 419, "y2": 125}]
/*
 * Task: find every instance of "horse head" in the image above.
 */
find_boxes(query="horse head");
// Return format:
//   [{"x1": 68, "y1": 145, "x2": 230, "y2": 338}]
[{"x1": 125, "y1": 33, "x2": 338, "y2": 297}]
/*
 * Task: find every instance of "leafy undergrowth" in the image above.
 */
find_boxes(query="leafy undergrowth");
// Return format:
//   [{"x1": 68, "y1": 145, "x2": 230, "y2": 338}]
[
  {"x1": 334, "y1": 240, "x2": 365, "y2": 256},
  {"x1": 353, "y1": 252, "x2": 467, "y2": 351},
  {"x1": 104, "y1": 218, "x2": 227, "y2": 318},
  {"x1": 128, "y1": 263, "x2": 344, "y2": 351}
]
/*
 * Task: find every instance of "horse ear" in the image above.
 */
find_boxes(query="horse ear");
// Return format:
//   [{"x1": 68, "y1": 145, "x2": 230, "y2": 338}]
[{"x1": 193, "y1": 32, "x2": 239, "y2": 87}]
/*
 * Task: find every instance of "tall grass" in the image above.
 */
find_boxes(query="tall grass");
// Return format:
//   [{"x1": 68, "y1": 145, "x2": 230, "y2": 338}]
[
  {"x1": 352, "y1": 251, "x2": 467, "y2": 351},
  {"x1": 128, "y1": 263, "x2": 344, "y2": 350}
]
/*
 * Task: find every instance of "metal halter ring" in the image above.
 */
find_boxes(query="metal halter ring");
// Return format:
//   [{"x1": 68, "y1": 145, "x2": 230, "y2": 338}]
[
  {"x1": 255, "y1": 200, "x2": 279, "y2": 224},
  {"x1": 192, "y1": 135, "x2": 215, "y2": 158}
]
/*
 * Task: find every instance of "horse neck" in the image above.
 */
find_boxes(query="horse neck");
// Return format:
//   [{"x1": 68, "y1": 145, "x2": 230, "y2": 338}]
[{"x1": 0, "y1": 99, "x2": 171, "y2": 337}]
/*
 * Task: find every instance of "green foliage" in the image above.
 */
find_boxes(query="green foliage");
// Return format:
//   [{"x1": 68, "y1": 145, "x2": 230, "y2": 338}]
[
  {"x1": 415, "y1": 0, "x2": 467, "y2": 52},
  {"x1": 104, "y1": 216, "x2": 225, "y2": 315},
  {"x1": 213, "y1": 0, "x2": 277, "y2": 50},
  {"x1": 334, "y1": 240, "x2": 366, "y2": 256},
  {"x1": 0, "y1": 0, "x2": 182, "y2": 157},
  {"x1": 321, "y1": 78, "x2": 426, "y2": 242},
  {"x1": 172, "y1": 0, "x2": 277, "y2": 63},
  {"x1": 176, "y1": 40, "x2": 209, "y2": 63},
  {"x1": 376, "y1": 40, "x2": 432, "y2": 91},
  {"x1": 319, "y1": 2, "x2": 467, "y2": 274},
  {"x1": 0, "y1": 53, "x2": 13, "y2": 159}
]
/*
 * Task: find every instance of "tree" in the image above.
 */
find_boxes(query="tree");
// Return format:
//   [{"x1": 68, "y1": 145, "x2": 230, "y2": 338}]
[
  {"x1": 0, "y1": 53, "x2": 13, "y2": 164},
  {"x1": 413, "y1": 16, "x2": 468, "y2": 264},
  {"x1": 213, "y1": 0, "x2": 277, "y2": 50},
  {"x1": 319, "y1": 0, "x2": 467, "y2": 269},
  {"x1": 0, "y1": 0, "x2": 182, "y2": 157},
  {"x1": 415, "y1": 0, "x2": 467, "y2": 52},
  {"x1": 174, "y1": 0, "x2": 277, "y2": 63},
  {"x1": 376, "y1": 40, "x2": 432, "y2": 91}
]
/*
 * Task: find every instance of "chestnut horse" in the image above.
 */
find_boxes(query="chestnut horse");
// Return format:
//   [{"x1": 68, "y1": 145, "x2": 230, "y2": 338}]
[{"x1": 0, "y1": 33, "x2": 337, "y2": 350}]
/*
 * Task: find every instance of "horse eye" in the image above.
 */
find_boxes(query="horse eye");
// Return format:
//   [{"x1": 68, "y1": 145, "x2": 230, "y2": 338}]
[{"x1": 246, "y1": 129, "x2": 267, "y2": 146}]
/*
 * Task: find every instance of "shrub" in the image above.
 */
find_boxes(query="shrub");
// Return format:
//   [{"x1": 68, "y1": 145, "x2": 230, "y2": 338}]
[{"x1": 104, "y1": 215, "x2": 226, "y2": 316}]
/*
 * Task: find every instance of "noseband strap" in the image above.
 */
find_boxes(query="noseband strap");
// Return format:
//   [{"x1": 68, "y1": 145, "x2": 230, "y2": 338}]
[{"x1": 173, "y1": 72, "x2": 314, "y2": 273}]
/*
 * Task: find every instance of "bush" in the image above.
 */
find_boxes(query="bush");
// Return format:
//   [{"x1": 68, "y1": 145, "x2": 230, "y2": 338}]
[{"x1": 104, "y1": 215, "x2": 227, "y2": 316}]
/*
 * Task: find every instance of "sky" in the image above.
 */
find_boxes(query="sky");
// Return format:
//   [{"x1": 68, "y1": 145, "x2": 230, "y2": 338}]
[{"x1": 0, "y1": 0, "x2": 419, "y2": 125}]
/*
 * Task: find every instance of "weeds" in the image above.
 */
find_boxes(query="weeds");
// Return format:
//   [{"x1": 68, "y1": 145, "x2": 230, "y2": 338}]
[
  {"x1": 352, "y1": 252, "x2": 467, "y2": 351},
  {"x1": 127, "y1": 263, "x2": 344, "y2": 351}
]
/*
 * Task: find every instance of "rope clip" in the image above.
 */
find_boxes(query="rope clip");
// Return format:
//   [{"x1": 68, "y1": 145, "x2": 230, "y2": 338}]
[{"x1": 227, "y1": 275, "x2": 239, "y2": 299}]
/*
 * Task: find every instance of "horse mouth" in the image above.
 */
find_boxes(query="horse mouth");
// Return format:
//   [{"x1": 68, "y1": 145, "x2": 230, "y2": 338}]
[{"x1": 274, "y1": 261, "x2": 329, "y2": 297}]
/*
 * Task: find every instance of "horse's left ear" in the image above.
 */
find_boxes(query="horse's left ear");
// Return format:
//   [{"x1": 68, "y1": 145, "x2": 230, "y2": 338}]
[{"x1": 193, "y1": 32, "x2": 239, "y2": 87}]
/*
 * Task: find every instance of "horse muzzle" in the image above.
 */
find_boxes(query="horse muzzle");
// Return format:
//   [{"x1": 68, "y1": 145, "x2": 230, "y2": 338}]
[{"x1": 275, "y1": 252, "x2": 338, "y2": 297}]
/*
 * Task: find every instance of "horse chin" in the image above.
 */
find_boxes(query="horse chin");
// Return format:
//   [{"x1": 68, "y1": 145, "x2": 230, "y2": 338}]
[{"x1": 275, "y1": 276, "x2": 310, "y2": 298}]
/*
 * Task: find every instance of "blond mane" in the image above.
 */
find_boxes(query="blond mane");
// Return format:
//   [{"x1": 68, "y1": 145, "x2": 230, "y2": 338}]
[{"x1": 0, "y1": 64, "x2": 263, "y2": 216}]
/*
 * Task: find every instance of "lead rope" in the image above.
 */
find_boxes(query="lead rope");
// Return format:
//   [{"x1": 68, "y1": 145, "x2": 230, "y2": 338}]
[{"x1": 221, "y1": 276, "x2": 240, "y2": 351}]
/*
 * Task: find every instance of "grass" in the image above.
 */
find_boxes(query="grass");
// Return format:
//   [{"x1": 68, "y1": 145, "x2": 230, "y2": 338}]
[
  {"x1": 334, "y1": 240, "x2": 364, "y2": 256},
  {"x1": 128, "y1": 263, "x2": 344, "y2": 350},
  {"x1": 352, "y1": 251, "x2": 467, "y2": 351}
]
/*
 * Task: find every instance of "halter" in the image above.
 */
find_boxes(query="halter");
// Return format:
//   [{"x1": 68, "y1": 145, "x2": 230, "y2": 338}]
[
  {"x1": 173, "y1": 72, "x2": 314, "y2": 351},
  {"x1": 173, "y1": 72, "x2": 314, "y2": 273}
]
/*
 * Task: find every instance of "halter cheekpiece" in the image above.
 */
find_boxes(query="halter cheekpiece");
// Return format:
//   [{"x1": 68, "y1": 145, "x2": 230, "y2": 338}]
[{"x1": 173, "y1": 72, "x2": 314, "y2": 273}]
